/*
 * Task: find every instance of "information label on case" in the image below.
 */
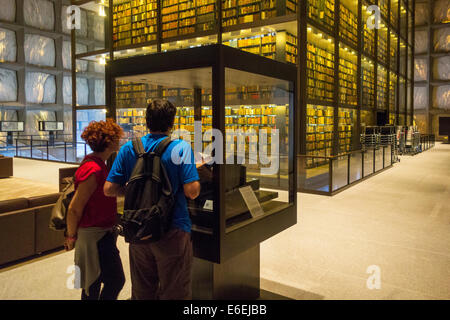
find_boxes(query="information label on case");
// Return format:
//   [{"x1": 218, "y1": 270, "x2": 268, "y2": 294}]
[{"x1": 239, "y1": 186, "x2": 264, "y2": 218}]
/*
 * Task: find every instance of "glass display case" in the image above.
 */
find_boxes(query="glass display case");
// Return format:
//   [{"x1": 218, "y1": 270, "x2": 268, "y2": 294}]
[{"x1": 108, "y1": 44, "x2": 297, "y2": 299}]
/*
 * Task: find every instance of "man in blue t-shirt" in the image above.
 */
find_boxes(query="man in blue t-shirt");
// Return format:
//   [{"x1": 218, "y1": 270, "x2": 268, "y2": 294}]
[{"x1": 104, "y1": 99, "x2": 200, "y2": 300}]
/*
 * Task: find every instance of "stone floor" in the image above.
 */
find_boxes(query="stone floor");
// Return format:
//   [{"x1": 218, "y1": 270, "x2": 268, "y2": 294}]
[{"x1": 0, "y1": 144, "x2": 449, "y2": 300}]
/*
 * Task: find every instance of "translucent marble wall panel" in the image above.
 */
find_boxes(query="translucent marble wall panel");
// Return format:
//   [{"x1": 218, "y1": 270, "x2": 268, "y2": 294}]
[
  {"x1": 415, "y1": 2, "x2": 429, "y2": 26},
  {"x1": 62, "y1": 41, "x2": 71, "y2": 69},
  {"x1": 95, "y1": 79, "x2": 105, "y2": 105},
  {"x1": 63, "y1": 76, "x2": 72, "y2": 105},
  {"x1": 62, "y1": 5, "x2": 71, "y2": 35},
  {"x1": 0, "y1": 0, "x2": 16, "y2": 22},
  {"x1": 414, "y1": 31, "x2": 428, "y2": 54},
  {"x1": 414, "y1": 86, "x2": 428, "y2": 109},
  {"x1": 88, "y1": 13, "x2": 105, "y2": 43},
  {"x1": 0, "y1": 109, "x2": 18, "y2": 121},
  {"x1": 24, "y1": 34, "x2": 55, "y2": 67},
  {"x1": 76, "y1": 9, "x2": 88, "y2": 39},
  {"x1": 0, "y1": 28, "x2": 17, "y2": 62},
  {"x1": 414, "y1": 59, "x2": 428, "y2": 81},
  {"x1": 433, "y1": 56, "x2": 450, "y2": 80},
  {"x1": 433, "y1": 85, "x2": 450, "y2": 109},
  {"x1": 434, "y1": 28, "x2": 450, "y2": 52},
  {"x1": 76, "y1": 78, "x2": 89, "y2": 106},
  {"x1": 63, "y1": 109, "x2": 72, "y2": 137},
  {"x1": 434, "y1": 0, "x2": 450, "y2": 23},
  {"x1": 25, "y1": 72, "x2": 56, "y2": 104},
  {"x1": 0, "y1": 68, "x2": 17, "y2": 102},
  {"x1": 25, "y1": 110, "x2": 56, "y2": 136},
  {"x1": 24, "y1": 0, "x2": 55, "y2": 31}
]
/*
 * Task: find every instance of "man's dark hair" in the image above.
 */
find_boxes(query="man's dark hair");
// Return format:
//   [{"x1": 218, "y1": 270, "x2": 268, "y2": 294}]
[{"x1": 146, "y1": 99, "x2": 177, "y2": 133}]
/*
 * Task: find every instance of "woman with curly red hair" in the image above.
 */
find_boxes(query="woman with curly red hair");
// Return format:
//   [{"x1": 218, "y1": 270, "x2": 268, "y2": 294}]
[{"x1": 65, "y1": 119, "x2": 125, "y2": 300}]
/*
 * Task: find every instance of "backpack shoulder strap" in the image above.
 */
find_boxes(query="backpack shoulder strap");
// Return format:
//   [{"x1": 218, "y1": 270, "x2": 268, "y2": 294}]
[
  {"x1": 132, "y1": 137, "x2": 145, "y2": 157},
  {"x1": 151, "y1": 137, "x2": 172, "y2": 183},
  {"x1": 153, "y1": 137, "x2": 172, "y2": 158}
]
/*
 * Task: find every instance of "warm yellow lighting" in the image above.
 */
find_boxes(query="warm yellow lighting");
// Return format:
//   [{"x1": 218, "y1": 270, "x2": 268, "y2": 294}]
[
  {"x1": 307, "y1": 27, "x2": 312, "y2": 32},
  {"x1": 328, "y1": 38, "x2": 332, "y2": 42},
  {"x1": 98, "y1": 5, "x2": 106, "y2": 17},
  {"x1": 99, "y1": 56, "x2": 106, "y2": 65},
  {"x1": 318, "y1": 33, "x2": 322, "y2": 38}
]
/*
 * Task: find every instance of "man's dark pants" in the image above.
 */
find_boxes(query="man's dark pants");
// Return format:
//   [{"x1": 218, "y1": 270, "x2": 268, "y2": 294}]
[{"x1": 129, "y1": 228, "x2": 193, "y2": 300}]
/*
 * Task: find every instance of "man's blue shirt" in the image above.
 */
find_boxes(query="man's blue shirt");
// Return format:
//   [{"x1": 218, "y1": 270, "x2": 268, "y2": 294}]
[{"x1": 107, "y1": 134, "x2": 199, "y2": 233}]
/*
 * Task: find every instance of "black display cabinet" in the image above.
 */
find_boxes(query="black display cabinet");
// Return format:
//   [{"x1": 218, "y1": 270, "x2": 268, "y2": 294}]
[{"x1": 107, "y1": 44, "x2": 298, "y2": 299}]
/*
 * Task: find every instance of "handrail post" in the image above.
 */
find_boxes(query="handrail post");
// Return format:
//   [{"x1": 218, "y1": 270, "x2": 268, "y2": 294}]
[
  {"x1": 30, "y1": 139, "x2": 33, "y2": 159},
  {"x1": 47, "y1": 140, "x2": 49, "y2": 160},
  {"x1": 15, "y1": 138, "x2": 18, "y2": 157},
  {"x1": 329, "y1": 157, "x2": 333, "y2": 195},
  {"x1": 64, "y1": 142, "x2": 67, "y2": 162},
  {"x1": 347, "y1": 154, "x2": 350, "y2": 185},
  {"x1": 84, "y1": 143, "x2": 87, "y2": 157}
]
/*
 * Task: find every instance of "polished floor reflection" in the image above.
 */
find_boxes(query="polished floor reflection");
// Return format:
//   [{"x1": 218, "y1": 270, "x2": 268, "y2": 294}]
[{"x1": 1, "y1": 144, "x2": 449, "y2": 299}]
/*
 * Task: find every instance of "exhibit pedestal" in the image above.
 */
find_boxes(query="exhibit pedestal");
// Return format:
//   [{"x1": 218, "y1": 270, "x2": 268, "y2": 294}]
[{"x1": 192, "y1": 244, "x2": 260, "y2": 300}]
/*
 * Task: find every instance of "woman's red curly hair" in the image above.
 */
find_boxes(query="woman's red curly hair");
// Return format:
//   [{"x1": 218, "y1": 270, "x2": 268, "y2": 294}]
[{"x1": 81, "y1": 118, "x2": 123, "y2": 153}]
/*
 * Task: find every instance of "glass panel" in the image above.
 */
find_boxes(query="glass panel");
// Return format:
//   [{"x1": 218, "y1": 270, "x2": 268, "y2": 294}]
[
  {"x1": 390, "y1": 0, "x2": 399, "y2": 28},
  {"x1": 308, "y1": 0, "x2": 335, "y2": 33},
  {"x1": 414, "y1": 58, "x2": 428, "y2": 81},
  {"x1": 115, "y1": 68, "x2": 215, "y2": 231},
  {"x1": 0, "y1": 28, "x2": 17, "y2": 63},
  {"x1": 374, "y1": 147, "x2": 383, "y2": 171},
  {"x1": 76, "y1": 109, "x2": 107, "y2": 158},
  {"x1": 361, "y1": 110, "x2": 374, "y2": 128},
  {"x1": 384, "y1": 145, "x2": 391, "y2": 167},
  {"x1": 339, "y1": 0, "x2": 358, "y2": 48},
  {"x1": 378, "y1": 20, "x2": 388, "y2": 65},
  {"x1": 75, "y1": 55, "x2": 106, "y2": 106},
  {"x1": 225, "y1": 67, "x2": 293, "y2": 227},
  {"x1": 362, "y1": 1, "x2": 376, "y2": 58},
  {"x1": 298, "y1": 157, "x2": 330, "y2": 193},
  {"x1": 407, "y1": 46, "x2": 413, "y2": 80},
  {"x1": 362, "y1": 56, "x2": 375, "y2": 108},
  {"x1": 400, "y1": 40, "x2": 406, "y2": 77},
  {"x1": 390, "y1": 32, "x2": 398, "y2": 72},
  {"x1": 332, "y1": 156, "x2": 348, "y2": 191},
  {"x1": 363, "y1": 149, "x2": 374, "y2": 177},
  {"x1": 306, "y1": 104, "x2": 333, "y2": 158},
  {"x1": 408, "y1": 10, "x2": 413, "y2": 45},
  {"x1": 399, "y1": 76, "x2": 406, "y2": 114},
  {"x1": 307, "y1": 25, "x2": 335, "y2": 103},
  {"x1": 379, "y1": 0, "x2": 388, "y2": 19},
  {"x1": 223, "y1": 29, "x2": 298, "y2": 65},
  {"x1": 389, "y1": 73, "x2": 397, "y2": 113},
  {"x1": 113, "y1": 0, "x2": 154, "y2": 49},
  {"x1": 400, "y1": 1, "x2": 407, "y2": 40},
  {"x1": 339, "y1": 44, "x2": 357, "y2": 107},
  {"x1": 78, "y1": 1, "x2": 107, "y2": 52},
  {"x1": 349, "y1": 152, "x2": 362, "y2": 183},
  {"x1": 338, "y1": 107, "x2": 355, "y2": 153},
  {"x1": 377, "y1": 66, "x2": 388, "y2": 110}
]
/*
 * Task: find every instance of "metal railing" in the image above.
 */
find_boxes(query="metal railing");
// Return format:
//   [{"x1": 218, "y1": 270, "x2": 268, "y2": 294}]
[
  {"x1": 298, "y1": 145, "x2": 394, "y2": 196},
  {"x1": 420, "y1": 134, "x2": 435, "y2": 152}
]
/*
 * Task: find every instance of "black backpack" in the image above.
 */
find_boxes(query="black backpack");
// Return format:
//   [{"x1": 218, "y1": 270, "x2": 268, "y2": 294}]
[{"x1": 120, "y1": 137, "x2": 175, "y2": 243}]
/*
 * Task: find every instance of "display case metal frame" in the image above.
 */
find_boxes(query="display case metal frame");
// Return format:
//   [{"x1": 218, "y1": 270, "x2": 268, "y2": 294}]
[{"x1": 107, "y1": 43, "x2": 298, "y2": 262}]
